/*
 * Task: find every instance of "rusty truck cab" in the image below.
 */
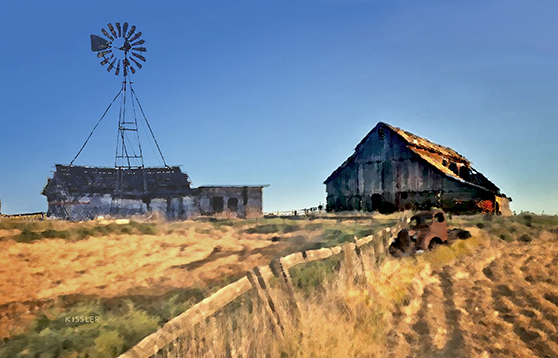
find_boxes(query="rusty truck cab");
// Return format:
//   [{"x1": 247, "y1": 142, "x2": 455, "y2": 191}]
[{"x1": 408, "y1": 209, "x2": 448, "y2": 250}]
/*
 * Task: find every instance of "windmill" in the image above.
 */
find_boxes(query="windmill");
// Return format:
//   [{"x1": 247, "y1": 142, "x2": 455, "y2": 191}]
[
  {"x1": 69, "y1": 22, "x2": 169, "y2": 213},
  {"x1": 41, "y1": 23, "x2": 267, "y2": 221}
]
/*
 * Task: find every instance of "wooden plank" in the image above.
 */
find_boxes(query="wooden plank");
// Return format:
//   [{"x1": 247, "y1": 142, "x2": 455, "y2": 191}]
[
  {"x1": 281, "y1": 247, "x2": 338, "y2": 270},
  {"x1": 357, "y1": 234, "x2": 375, "y2": 247},
  {"x1": 118, "y1": 277, "x2": 253, "y2": 358}
]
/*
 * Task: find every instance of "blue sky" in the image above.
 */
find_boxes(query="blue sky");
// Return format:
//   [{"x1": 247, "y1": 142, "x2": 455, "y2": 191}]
[{"x1": 0, "y1": 0, "x2": 556, "y2": 214}]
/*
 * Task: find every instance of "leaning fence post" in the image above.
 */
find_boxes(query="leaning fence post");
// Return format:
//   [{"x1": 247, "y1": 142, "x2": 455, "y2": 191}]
[
  {"x1": 270, "y1": 258, "x2": 301, "y2": 326},
  {"x1": 246, "y1": 268, "x2": 284, "y2": 339}
]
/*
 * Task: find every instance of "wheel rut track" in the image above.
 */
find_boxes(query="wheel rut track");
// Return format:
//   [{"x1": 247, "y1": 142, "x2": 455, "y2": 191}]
[
  {"x1": 483, "y1": 251, "x2": 558, "y2": 358},
  {"x1": 386, "y1": 232, "x2": 558, "y2": 358}
]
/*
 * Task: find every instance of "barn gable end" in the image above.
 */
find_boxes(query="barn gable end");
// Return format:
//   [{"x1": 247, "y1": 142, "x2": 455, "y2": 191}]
[{"x1": 324, "y1": 122, "x2": 511, "y2": 215}]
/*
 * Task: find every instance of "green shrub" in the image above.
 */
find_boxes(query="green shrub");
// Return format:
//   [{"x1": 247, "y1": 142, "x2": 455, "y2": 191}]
[
  {"x1": 41, "y1": 229, "x2": 71, "y2": 239},
  {"x1": 77, "y1": 228, "x2": 92, "y2": 240},
  {"x1": 0, "y1": 300, "x2": 160, "y2": 358},
  {"x1": 129, "y1": 221, "x2": 157, "y2": 235},
  {"x1": 245, "y1": 221, "x2": 301, "y2": 235},
  {"x1": 14, "y1": 227, "x2": 42, "y2": 243},
  {"x1": 289, "y1": 256, "x2": 342, "y2": 296}
]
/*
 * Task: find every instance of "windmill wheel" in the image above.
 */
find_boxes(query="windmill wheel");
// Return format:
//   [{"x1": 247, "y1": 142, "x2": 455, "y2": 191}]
[{"x1": 90, "y1": 22, "x2": 146, "y2": 76}]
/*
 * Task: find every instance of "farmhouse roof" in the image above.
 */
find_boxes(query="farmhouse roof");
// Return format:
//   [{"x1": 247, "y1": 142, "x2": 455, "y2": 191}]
[
  {"x1": 42, "y1": 165, "x2": 192, "y2": 199},
  {"x1": 324, "y1": 122, "x2": 504, "y2": 195}
]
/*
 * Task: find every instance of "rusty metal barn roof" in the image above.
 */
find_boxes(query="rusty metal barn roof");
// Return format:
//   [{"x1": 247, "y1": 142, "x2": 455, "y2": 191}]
[{"x1": 325, "y1": 122, "x2": 504, "y2": 195}]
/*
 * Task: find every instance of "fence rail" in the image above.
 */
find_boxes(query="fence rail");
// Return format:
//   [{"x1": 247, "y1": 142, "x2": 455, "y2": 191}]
[{"x1": 118, "y1": 212, "x2": 411, "y2": 358}]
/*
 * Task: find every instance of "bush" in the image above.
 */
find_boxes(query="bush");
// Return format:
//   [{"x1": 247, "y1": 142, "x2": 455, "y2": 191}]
[
  {"x1": 41, "y1": 229, "x2": 71, "y2": 239},
  {"x1": 244, "y1": 221, "x2": 301, "y2": 235},
  {"x1": 14, "y1": 227, "x2": 42, "y2": 243},
  {"x1": 0, "y1": 300, "x2": 160, "y2": 358},
  {"x1": 289, "y1": 256, "x2": 342, "y2": 296}
]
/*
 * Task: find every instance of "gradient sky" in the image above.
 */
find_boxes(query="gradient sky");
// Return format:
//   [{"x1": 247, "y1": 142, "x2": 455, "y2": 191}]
[{"x1": 0, "y1": 0, "x2": 556, "y2": 214}]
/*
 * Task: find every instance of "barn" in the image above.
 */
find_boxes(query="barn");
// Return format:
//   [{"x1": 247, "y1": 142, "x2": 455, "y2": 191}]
[
  {"x1": 42, "y1": 165, "x2": 267, "y2": 220},
  {"x1": 324, "y1": 122, "x2": 512, "y2": 215}
]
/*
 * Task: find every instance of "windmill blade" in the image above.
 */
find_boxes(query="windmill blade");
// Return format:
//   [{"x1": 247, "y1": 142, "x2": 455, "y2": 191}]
[
  {"x1": 123, "y1": 66, "x2": 128, "y2": 77},
  {"x1": 126, "y1": 25, "x2": 136, "y2": 39},
  {"x1": 130, "y1": 66, "x2": 136, "y2": 74},
  {"x1": 97, "y1": 50, "x2": 112, "y2": 58},
  {"x1": 101, "y1": 28, "x2": 114, "y2": 41},
  {"x1": 90, "y1": 34, "x2": 110, "y2": 51},
  {"x1": 132, "y1": 47, "x2": 147, "y2": 52},
  {"x1": 115, "y1": 22, "x2": 121, "y2": 37},
  {"x1": 100, "y1": 54, "x2": 113, "y2": 66},
  {"x1": 115, "y1": 60, "x2": 121, "y2": 76},
  {"x1": 107, "y1": 23, "x2": 117, "y2": 38},
  {"x1": 123, "y1": 58, "x2": 130, "y2": 68},
  {"x1": 131, "y1": 39, "x2": 145, "y2": 46},
  {"x1": 131, "y1": 52, "x2": 146, "y2": 62},
  {"x1": 130, "y1": 57, "x2": 143, "y2": 69},
  {"x1": 129, "y1": 31, "x2": 142, "y2": 43},
  {"x1": 107, "y1": 58, "x2": 117, "y2": 72},
  {"x1": 123, "y1": 22, "x2": 129, "y2": 36}
]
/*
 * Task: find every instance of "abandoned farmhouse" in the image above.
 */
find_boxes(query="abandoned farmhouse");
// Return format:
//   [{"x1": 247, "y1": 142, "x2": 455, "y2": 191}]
[
  {"x1": 324, "y1": 122, "x2": 512, "y2": 215},
  {"x1": 42, "y1": 165, "x2": 266, "y2": 220}
]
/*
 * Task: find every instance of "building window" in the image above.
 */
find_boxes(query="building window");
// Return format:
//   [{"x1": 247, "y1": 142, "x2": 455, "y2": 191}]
[
  {"x1": 227, "y1": 198, "x2": 238, "y2": 211},
  {"x1": 212, "y1": 197, "x2": 224, "y2": 212}
]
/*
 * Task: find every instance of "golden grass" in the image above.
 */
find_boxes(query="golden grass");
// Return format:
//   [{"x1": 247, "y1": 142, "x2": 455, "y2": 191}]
[{"x1": 168, "y1": 224, "x2": 492, "y2": 358}]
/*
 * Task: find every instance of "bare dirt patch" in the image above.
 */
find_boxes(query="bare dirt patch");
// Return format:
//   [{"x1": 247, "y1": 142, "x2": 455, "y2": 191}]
[{"x1": 386, "y1": 230, "x2": 558, "y2": 358}]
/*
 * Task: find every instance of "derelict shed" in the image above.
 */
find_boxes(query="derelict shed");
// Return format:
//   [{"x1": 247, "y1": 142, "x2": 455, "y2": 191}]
[
  {"x1": 42, "y1": 165, "x2": 268, "y2": 220},
  {"x1": 324, "y1": 122, "x2": 512, "y2": 215},
  {"x1": 42, "y1": 165, "x2": 194, "y2": 219}
]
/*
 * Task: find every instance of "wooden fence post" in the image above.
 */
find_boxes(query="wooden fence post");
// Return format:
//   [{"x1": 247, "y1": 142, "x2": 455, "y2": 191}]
[
  {"x1": 270, "y1": 258, "x2": 301, "y2": 326},
  {"x1": 246, "y1": 268, "x2": 284, "y2": 339},
  {"x1": 375, "y1": 231, "x2": 385, "y2": 264},
  {"x1": 353, "y1": 236, "x2": 367, "y2": 275},
  {"x1": 383, "y1": 228, "x2": 391, "y2": 255},
  {"x1": 343, "y1": 242, "x2": 362, "y2": 286}
]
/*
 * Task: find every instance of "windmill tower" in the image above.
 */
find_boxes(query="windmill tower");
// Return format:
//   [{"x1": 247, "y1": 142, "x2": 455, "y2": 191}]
[{"x1": 69, "y1": 23, "x2": 169, "y2": 213}]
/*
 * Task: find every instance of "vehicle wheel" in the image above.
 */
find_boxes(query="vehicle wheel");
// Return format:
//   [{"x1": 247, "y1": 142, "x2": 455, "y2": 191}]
[{"x1": 428, "y1": 237, "x2": 443, "y2": 251}]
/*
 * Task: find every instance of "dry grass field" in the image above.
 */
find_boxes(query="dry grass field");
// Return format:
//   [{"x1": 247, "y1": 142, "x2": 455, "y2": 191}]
[
  {"x1": 160, "y1": 214, "x2": 558, "y2": 358},
  {"x1": 0, "y1": 213, "x2": 398, "y2": 357},
  {"x1": 1, "y1": 213, "x2": 557, "y2": 357}
]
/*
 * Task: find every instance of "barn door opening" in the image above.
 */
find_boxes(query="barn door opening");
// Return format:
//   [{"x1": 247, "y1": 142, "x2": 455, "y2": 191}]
[
  {"x1": 212, "y1": 197, "x2": 224, "y2": 212},
  {"x1": 372, "y1": 194, "x2": 382, "y2": 211},
  {"x1": 227, "y1": 198, "x2": 238, "y2": 211}
]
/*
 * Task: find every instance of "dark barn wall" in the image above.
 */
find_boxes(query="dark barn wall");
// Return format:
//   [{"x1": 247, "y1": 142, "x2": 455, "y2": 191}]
[{"x1": 325, "y1": 124, "x2": 499, "y2": 213}]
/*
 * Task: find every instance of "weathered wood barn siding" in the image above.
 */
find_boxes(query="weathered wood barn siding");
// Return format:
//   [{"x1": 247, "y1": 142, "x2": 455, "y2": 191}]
[
  {"x1": 42, "y1": 165, "x2": 267, "y2": 220},
  {"x1": 325, "y1": 122, "x2": 511, "y2": 214}
]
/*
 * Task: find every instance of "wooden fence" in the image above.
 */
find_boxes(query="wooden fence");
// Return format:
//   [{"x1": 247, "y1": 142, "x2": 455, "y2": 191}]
[{"x1": 118, "y1": 213, "x2": 411, "y2": 358}]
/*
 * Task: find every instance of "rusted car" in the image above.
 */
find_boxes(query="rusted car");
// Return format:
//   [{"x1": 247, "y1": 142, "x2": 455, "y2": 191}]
[{"x1": 389, "y1": 209, "x2": 448, "y2": 255}]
